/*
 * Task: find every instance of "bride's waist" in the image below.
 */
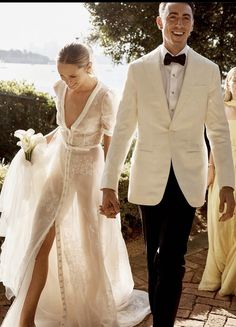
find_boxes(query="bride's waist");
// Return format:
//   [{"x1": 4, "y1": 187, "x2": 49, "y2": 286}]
[
  {"x1": 63, "y1": 142, "x2": 100, "y2": 151},
  {"x1": 59, "y1": 130, "x2": 102, "y2": 151}
]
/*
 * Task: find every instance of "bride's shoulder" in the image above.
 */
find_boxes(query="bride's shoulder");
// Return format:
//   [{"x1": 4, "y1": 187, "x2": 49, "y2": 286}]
[
  {"x1": 98, "y1": 81, "x2": 117, "y2": 98},
  {"x1": 53, "y1": 80, "x2": 66, "y2": 97}
]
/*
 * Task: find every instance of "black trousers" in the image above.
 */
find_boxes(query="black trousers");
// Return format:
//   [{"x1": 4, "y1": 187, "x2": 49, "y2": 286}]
[{"x1": 139, "y1": 165, "x2": 196, "y2": 327}]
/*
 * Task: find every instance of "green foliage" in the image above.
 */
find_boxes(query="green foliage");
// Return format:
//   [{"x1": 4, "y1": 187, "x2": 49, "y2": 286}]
[
  {"x1": 86, "y1": 2, "x2": 161, "y2": 64},
  {"x1": 190, "y1": 3, "x2": 236, "y2": 75},
  {"x1": 119, "y1": 162, "x2": 142, "y2": 240},
  {"x1": 0, "y1": 80, "x2": 57, "y2": 162},
  {"x1": 0, "y1": 80, "x2": 54, "y2": 106},
  {"x1": 85, "y1": 2, "x2": 236, "y2": 76},
  {"x1": 125, "y1": 138, "x2": 136, "y2": 164}
]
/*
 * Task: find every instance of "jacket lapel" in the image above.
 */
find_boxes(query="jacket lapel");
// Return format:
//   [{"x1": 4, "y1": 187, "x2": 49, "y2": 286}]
[
  {"x1": 142, "y1": 46, "x2": 200, "y2": 125},
  {"x1": 142, "y1": 46, "x2": 171, "y2": 123},
  {"x1": 171, "y1": 48, "x2": 198, "y2": 123}
]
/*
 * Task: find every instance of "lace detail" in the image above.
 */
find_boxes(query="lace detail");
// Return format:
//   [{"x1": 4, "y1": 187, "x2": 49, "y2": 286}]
[
  {"x1": 35, "y1": 193, "x2": 60, "y2": 221},
  {"x1": 55, "y1": 223, "x2": 67, "y2": 326},
  {"x1": 71, "y1": 156, "x2": 93, "y2": 176}
]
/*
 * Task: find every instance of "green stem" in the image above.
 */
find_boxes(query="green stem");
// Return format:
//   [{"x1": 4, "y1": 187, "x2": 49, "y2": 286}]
[{"x1": 25, "y1": 150, "x2": 32, "y2": 162}]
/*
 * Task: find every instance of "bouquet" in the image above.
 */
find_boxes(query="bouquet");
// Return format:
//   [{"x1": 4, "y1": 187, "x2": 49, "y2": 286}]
[{"x1": 14, "y1": 128, "x2": 46, "y2": 162}]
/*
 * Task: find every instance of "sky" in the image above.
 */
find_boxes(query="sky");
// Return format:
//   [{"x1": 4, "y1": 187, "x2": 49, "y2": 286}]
[{"x1": 0, "y1": 2, "x2": 102, "y2": 60}]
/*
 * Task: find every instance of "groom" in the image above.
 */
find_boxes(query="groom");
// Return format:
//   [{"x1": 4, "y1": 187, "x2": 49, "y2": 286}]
[{"x1": 100, "y1": 2, "x2": 235, "y2": 327}]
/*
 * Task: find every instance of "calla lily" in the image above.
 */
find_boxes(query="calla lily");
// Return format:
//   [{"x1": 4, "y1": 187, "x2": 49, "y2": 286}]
[
  {"x1": 14, "y1": 128, "x2": 35, "y2": 139},
  {"x1": 14, "y1": 129, "x2": 46, "y2": 162}
]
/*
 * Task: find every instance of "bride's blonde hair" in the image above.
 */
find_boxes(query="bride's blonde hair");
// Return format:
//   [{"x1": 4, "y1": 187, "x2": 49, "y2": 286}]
[
  {"x1": 57, "y1": 42, "x2": 94, "y2": 75},
  {"x1": 224, "y1": 67, "x2": 236, "y2": 102}
]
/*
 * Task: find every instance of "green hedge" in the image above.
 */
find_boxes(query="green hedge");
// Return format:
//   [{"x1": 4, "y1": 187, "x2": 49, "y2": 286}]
[
  {"x1": 119, "y1": 162, "x2": 142, "y2": 240},
  {"x1": 0, "y1": 80, "x2": 56, "y2": 162}
]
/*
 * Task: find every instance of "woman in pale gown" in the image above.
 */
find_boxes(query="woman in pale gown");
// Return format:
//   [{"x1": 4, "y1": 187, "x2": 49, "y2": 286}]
[
  {"x1": 0, "y1": 42, "x2": 150, "y2": 327},
  {"x1": 198, "y1": 67, "x2": 236, "y2": 295}
]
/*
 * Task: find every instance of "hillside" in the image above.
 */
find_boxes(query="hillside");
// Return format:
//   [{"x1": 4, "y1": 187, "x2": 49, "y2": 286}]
[{"x1": 0, "y1": 49, "x2": 54, "y2": 64}]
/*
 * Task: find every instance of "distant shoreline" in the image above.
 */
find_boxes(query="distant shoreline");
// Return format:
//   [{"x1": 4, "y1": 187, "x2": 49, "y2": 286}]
[
  {"x1": 0, "y1": 61, "x2": 55, "y2": 65},
  {"x1": 0, "y1": 49, "x2": 54, "y2": 65}
]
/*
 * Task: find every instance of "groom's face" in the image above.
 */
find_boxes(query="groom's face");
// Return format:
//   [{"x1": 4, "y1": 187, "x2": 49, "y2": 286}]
[{"x1": 156, "y1": 2, "x2": 194, "y2": 55}]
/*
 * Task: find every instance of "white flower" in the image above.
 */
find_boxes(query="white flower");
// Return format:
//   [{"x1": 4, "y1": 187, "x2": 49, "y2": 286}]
[
  {"x1": 14, "y1": 128, "x2": 46, "y2": 162},
  {"x1": 14, "y1": 128, "x2": 35, "y2": 139}
]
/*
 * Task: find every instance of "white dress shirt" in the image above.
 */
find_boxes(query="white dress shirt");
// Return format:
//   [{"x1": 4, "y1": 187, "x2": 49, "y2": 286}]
[{"x1": 160, "y1": 44, "x2": 189, "y2": 118}]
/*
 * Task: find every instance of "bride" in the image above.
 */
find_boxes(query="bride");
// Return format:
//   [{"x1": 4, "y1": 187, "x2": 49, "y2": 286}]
[{"x1": 0, "y1": 42, "x2": 150, "y2": 327}]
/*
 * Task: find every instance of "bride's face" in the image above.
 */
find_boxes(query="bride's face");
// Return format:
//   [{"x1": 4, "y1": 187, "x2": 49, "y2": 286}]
[{"x1": 57, "y1": 62, "x2": 89, "y2": 90}]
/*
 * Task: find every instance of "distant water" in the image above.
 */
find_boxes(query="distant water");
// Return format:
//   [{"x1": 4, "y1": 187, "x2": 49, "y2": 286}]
[{"x1": 0, "y1": 62, "x2": 129, "y2": 98}]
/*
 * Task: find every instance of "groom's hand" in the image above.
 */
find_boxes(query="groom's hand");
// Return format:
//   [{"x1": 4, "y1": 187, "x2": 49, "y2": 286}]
[{"x1": 100, "y1": 188, "x2": 120, "y2": 219}]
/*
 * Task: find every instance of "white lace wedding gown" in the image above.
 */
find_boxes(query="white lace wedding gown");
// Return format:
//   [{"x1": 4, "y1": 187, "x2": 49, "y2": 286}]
[{"x1": 0, "y1": 80, "x2": 150, "y2": 326}]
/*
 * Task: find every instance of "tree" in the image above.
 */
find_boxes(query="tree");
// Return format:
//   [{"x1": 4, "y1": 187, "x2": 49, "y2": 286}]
[{"x1": 85, "y1": 2, "x2": 236, "y2": 76}]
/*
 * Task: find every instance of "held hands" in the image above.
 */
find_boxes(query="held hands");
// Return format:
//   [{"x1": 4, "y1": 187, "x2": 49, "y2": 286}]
[
  {"x1": 100, "y1": 188, "x2": 120, "y2": 219},
  {"x1": 219, "y1": 186, "x2": 235, "y2": 221}
]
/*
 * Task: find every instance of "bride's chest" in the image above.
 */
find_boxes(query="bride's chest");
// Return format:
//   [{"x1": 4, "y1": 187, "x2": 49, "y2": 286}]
[
  {"x1": 64, "y1": 92, "x2": 91, "y2": 128},
  {"x1": 65, "y1": 93, "x2": 89, "y2": 118}
]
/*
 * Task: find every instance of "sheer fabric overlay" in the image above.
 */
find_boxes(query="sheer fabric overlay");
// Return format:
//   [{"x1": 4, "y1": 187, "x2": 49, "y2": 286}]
[{"x1": 0, "y1": 80, "x2": 150, "y2": 326}]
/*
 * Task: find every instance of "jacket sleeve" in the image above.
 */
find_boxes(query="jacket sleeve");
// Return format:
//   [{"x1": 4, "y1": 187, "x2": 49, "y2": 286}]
[
  {"x1": 101, "y1": 63, "x2": 138, "y2": 191},
  {"x1": 205, "y1": 65, "x2": 235, "y2": 189}
]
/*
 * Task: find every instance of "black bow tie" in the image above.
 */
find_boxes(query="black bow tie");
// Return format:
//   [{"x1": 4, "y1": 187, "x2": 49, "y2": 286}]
[{"x1": 164, "y1": 53, "x2": 186, "y2": 66}]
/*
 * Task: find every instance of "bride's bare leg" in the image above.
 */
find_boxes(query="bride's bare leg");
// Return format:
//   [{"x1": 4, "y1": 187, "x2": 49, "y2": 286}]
[{"x1": 19, "y1": 224, "x2": 55, "y2": 327}]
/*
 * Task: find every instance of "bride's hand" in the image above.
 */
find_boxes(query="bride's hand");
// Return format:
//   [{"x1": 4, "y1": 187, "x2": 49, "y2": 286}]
[{"x1": 99, "y1": 205, "x2": 117, "y2": 219}]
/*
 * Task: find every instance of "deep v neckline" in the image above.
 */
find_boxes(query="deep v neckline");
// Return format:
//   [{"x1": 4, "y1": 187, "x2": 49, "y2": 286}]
[{"x1": 62, "y1": 80, "x2": 101, "y2": 130}]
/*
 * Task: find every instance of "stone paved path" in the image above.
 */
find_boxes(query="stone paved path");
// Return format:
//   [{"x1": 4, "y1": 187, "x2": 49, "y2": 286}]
[
  {"x1": 133, "y1": 233, "x2": 236, "y2": 327},
  {"x1": 1, "y1": 232, "x2": 236, "y2": 326}
]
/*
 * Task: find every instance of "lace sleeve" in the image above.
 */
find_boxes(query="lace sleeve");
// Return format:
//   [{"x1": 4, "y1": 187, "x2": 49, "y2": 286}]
[{"x1": 101, "y1": 89, "x2": 119, "y2": 136}]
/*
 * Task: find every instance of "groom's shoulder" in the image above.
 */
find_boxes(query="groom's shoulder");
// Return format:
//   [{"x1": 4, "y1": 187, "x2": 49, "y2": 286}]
[
  {"x1": 130, "y1": 46, "x2": 160, "y2": 68},
  {"x1": 189, "y1": 47, "x2": 218, "y2": 69}
]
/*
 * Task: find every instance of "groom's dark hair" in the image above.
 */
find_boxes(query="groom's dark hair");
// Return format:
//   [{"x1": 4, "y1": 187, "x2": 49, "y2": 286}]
[{"x1": 159, "y1": 2, "x2": 196, "y2": 16}]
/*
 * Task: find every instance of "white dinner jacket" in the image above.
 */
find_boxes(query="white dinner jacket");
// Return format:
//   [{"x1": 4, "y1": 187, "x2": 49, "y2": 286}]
[{"x1": 101, "y1": 45, "x2": 234, "y2": 207}]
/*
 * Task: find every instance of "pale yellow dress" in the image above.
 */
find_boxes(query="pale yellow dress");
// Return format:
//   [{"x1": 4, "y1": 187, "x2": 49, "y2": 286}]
[{"x1": 199, "y1": 119, "x2": 236, "y2": 295}]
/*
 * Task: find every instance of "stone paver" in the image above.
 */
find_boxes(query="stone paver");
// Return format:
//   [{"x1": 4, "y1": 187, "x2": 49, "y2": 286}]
[
  {"x1": 135, "y1": 232, "x2": 236, "y2": 327},
  {"x1": 1, "y1": 232, "x2": 236, "y2": 326}
]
